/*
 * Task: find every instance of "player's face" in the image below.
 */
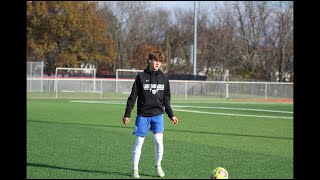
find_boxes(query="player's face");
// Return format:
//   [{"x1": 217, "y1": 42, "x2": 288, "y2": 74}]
[{"x1": 151, "y1": 59, "x2": 162, "y2": 71}]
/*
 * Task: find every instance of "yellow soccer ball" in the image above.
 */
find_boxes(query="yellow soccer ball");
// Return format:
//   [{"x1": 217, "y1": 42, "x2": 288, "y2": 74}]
[{"x1": 210, "y1": 167, "x2": 228, "y2": 179}]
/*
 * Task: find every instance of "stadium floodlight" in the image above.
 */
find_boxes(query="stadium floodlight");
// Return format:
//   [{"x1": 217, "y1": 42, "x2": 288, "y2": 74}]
[
  {"x1": 54, "y1": 67, "x2": 96, "y2": 99},
  {"x1": 115, "y1": 69, "x2": 143, "y2": 93}
]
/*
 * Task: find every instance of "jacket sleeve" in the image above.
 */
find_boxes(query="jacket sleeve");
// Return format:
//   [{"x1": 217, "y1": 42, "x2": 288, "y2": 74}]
[
  {"x1": 124, "y1": 75, "x2": 139, "y2": 118},
  {"x1": 163, "y1": 77, "x2": 174, "y2": 119}
]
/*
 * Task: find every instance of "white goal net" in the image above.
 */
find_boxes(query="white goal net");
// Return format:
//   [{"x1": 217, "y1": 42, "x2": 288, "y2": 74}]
[
  {"x1": 115, "y1": 69, "x2": 143, "y2": 93},
  {"x1": 54, "y1": 67, "x2": 97, "y2": 98}
]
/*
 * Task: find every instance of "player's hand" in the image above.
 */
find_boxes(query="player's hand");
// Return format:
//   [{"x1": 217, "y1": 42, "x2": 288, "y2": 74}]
[
  {"x1": 123, "y1": 117, "x2": 130, "y2": 125},
  {"x1": 171, "y1": 116, "x2": 178, "y2": 125}
]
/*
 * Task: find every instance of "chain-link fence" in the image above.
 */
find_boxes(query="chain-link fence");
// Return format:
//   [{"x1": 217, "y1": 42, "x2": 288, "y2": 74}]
[
  {"x1": 27, "y1": 61, "x2": 44, "y2": 92},
  {"x1": 27, "y1": 78, "x2": 293, "y2": 101}
]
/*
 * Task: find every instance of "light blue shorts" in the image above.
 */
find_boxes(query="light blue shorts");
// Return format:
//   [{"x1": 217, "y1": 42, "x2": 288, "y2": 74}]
[{"x1": 133, "y1": 114, "x2": 164, "y2": 137}]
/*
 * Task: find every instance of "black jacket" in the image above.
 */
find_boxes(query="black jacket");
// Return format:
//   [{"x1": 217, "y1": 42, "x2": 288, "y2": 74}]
[{"x1": 124, "y1": 68, "x2": 174, "y2": 119}]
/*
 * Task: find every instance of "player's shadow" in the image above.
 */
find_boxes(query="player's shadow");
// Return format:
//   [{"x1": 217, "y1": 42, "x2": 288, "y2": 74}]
[
  {"x1": 28, "y1": 119, "x2": 132, "y2": 129},
  {"x1": 27, "y1": 162, "x2": 159, "y2": 178},
  {"x1": 27, "y1": 162, "x2": 150, "y2": 178}
]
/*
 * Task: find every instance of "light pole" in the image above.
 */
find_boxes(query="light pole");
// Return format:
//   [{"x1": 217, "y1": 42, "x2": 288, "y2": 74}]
[{"x1": 193, "y1": 1, "x2": 197, "y2": 76}]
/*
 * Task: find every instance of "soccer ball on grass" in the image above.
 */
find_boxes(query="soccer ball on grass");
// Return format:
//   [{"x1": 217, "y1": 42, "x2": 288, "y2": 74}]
[{"x1": 210, "y1": 167, "x2": 228, "y2": 179}]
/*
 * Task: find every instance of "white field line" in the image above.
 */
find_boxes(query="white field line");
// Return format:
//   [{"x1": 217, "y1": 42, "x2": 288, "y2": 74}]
[
  {"x1": 69, "y1": 100, "x2": 293, "y2": 119},
  {"x1": 172, "y1": 101, "x2": 293, "y2": 105},
  {"x1": 174, "y1": 109, "x2": 293, "y2": 119},
  {"x1": 171, "y1": 105, "x2": 292, "y2": 114}
]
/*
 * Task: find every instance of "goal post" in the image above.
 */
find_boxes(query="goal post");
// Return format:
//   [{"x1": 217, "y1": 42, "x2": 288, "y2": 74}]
[
  {"x1": 54, "y1": 67, "x2": 96, "y2": 98},
  {"x1": 115, "y1": 69, "x2": 143, "y2": 93}
]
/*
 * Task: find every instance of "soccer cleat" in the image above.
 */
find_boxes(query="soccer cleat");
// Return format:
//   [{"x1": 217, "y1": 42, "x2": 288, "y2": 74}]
[
  {"x1": 155, "y1": 165, "x2": 165, "y2": 177},
  {"x1": 132, "y1": 170, "x2": 140, "y2": 179}
]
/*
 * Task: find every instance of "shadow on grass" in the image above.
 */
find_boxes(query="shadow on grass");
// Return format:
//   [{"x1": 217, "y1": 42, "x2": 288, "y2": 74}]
[
  {"x1": 28, "y1": 119, "x2": 292, "y2": 140},
  {"x1": 27, "y1": 162, "x2": 158, "y2": 178},
  {"x1": 27, "y1": 162, "x2": 128, "y2": 176}
]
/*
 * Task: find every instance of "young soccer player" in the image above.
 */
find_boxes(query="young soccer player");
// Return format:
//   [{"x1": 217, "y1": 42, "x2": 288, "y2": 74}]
[{"x1": 122, "y1": 50, "x2": 179, "y2": 178}]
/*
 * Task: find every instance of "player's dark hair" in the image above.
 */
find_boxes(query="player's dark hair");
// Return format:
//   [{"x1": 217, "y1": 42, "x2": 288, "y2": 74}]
[{"x1": 148, "y1": 50, "x2": 163, "y2": 63}]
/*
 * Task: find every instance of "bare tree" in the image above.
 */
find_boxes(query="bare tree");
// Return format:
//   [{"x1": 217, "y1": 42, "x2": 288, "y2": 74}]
[
  {"x1": 93, "y1": 1, "x2": 293, "y2": 81},
  {"x1": 269, "y1": 1, "x2": 293, "y2": 82},
  {"x1": 196, "y1": 2, "x2": 239, "y2": 80},
  {"x1": 100, "y1": 1, "x2": 151, "y2": 70},
  {"x1": 167, "y1": 8, "x2": 194, "y2": 74}
]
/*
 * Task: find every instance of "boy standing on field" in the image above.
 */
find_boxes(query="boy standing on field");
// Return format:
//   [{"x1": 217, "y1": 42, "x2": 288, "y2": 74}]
[{"x1": 122, "y1": 50, "x2": 179, "y2": 178}]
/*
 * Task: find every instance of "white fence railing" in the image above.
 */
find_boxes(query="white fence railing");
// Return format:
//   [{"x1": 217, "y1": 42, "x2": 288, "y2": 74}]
[{"x1": 27, "y1": 78, "x2": 293, "y2": 100}]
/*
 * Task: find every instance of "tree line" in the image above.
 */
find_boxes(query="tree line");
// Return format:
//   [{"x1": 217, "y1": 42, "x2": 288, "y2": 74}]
[{"x1": 27, "y1": 1, "x2": 293, "y2": 82}]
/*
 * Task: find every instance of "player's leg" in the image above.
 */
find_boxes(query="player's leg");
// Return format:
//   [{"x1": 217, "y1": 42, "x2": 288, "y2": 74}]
[
  {"x1": 132, "y1": 135, "x2": 144, "y2": 178},
  {"x1": 154, "y1": 133, "x2": 165, "y2": 177},
  {"x1": 153, "y1": 133, "x2": 164, "y2": 167},
  {"x1": 132, "y1": 116, "x2": 150, "y2": 178},
  {"x1": 150, "y1": 114, "x2": 165, "y2": 177}
]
